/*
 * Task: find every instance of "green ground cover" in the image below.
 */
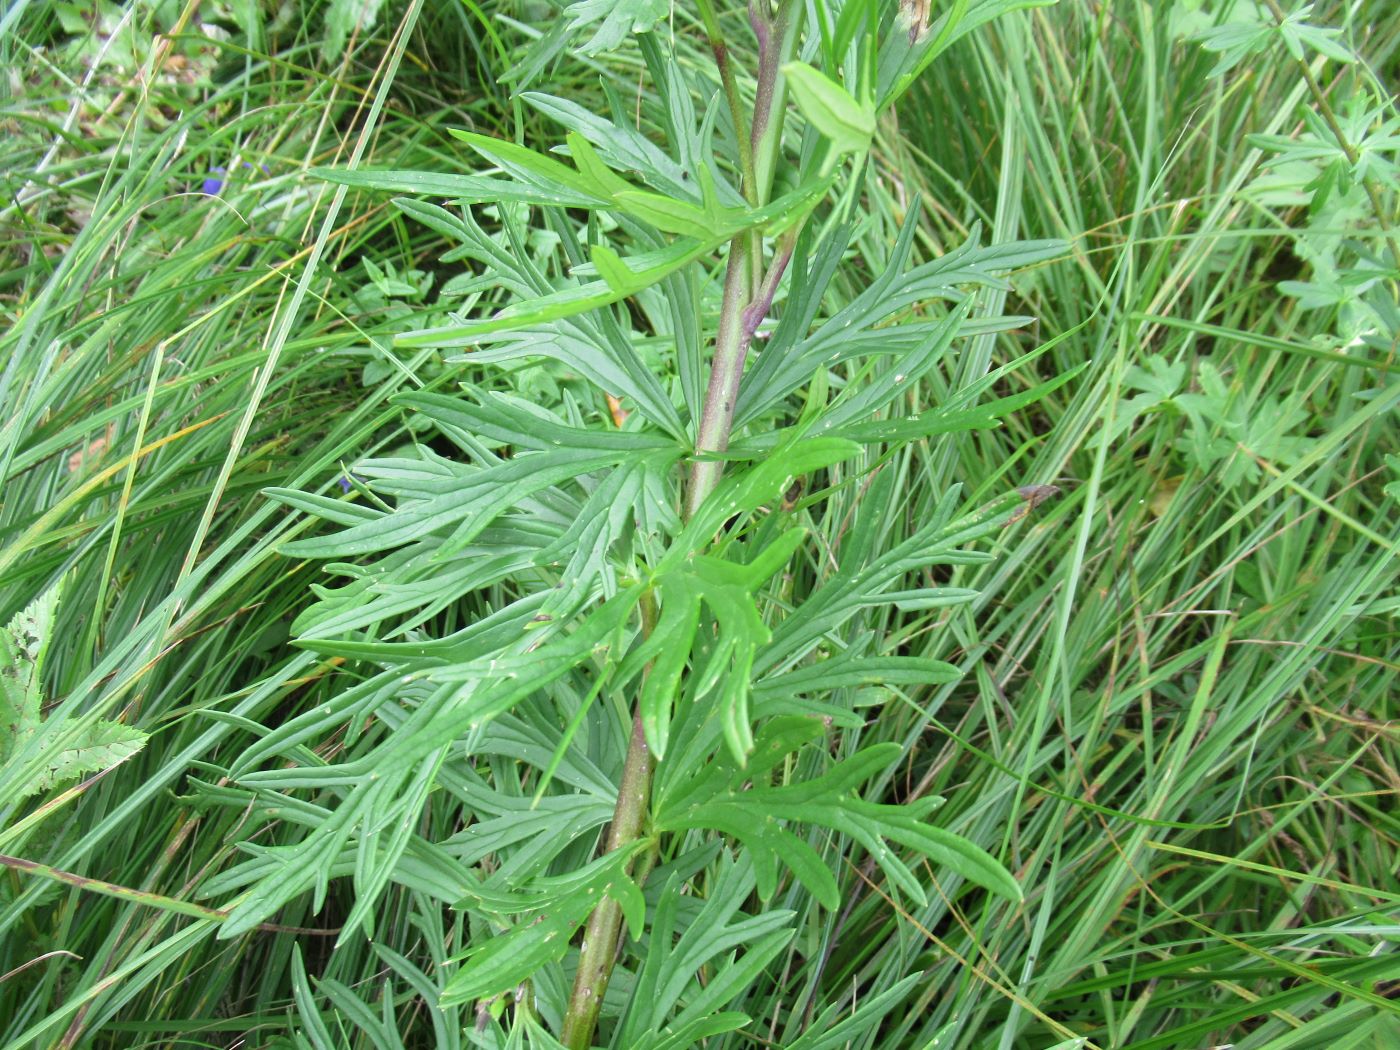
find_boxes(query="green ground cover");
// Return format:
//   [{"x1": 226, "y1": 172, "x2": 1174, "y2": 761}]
[{"x1": 1, "y1": 1, "x2": 1396, "y2": 1047}]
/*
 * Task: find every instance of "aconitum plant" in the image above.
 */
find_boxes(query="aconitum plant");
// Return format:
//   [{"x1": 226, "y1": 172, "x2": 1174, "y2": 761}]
[{"x1": 210, "y1": 1, "x2": 1073, "y2": 1045}]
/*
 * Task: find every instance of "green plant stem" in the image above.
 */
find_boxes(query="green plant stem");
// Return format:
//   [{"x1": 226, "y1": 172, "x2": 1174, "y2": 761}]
[
  {"x1": 698, "y1": 0, "x2": 764, "y2": 296},
  {"x1": 749, "y1": 0, "x2": 803, "y2": 205},
  {"x1": 686, "y1": 237, "x2": 753, "y2": 519},
  {"x1": 684, "y1": 0, "x2": 804, "y2": 516},
  {"x1": 560, "y1": 714, "x2": 654, "y2": 1049},
  {"x1": 560, "y1": 595, "x2": 658, "y2": 1050},
  {"x1": 696, "y1": 0, "x2": 757, "y2": 205},
  {"x1": 564, "y1": 6, "x2": 803, "y2": 1036}
]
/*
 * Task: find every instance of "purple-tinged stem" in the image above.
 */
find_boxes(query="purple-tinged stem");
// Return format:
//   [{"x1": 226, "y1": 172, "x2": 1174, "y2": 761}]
[
  {"x1": 560, "y1": 715, "x2": 653, "y2": 1049},
  {"x1": 686, "y1": 233, "x2": 796, "y2": 520},
  {"x1": 560, "y1": 593, "x2": 658, "y2": 1050},
  {"x1": 686, "y1": 239, "x2": 752, "y2": 519},
  {"x1": 749, "y1": 0, "x2": 802, "y2": 205}
]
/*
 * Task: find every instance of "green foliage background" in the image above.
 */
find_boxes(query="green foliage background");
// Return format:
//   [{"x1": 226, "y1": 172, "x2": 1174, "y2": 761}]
[{"x1": 1, "y1": 0, "x2": 1396, "y2": 1047}]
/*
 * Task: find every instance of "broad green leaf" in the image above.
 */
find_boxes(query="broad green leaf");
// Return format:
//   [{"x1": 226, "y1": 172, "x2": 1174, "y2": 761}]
[{"x1": 781, "y1": 62, "x2": 875, "y2": 162}]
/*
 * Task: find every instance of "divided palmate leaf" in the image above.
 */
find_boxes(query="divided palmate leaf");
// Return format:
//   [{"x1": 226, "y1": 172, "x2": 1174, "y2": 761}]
[
  {"x1": 440, "y1": 842, "x2": 647, "y2": 1005},
  {"x1": 1, "y1": 587, "x2": 148, "y2": 799},
  {"x1": 617, "y1": 854, "x2": 794, "y2": 1046},
  {"x1": 656, "y1": 719, "x2": 1021, "y2": 908},
  {"x1": 623, "y1": 528, "x2": 810, "y2": 762},
  {"x1": 564, "y1": 0, "x2": 669, "y2": 56},
  {"x1": 393, "y1": 168, "x2": 834, "y2": 349}
]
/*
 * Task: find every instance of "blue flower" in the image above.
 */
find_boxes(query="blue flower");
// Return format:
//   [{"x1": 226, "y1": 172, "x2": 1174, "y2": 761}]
[
  {"x1": 201, "y1": 166, "x2": 227, "y2": 195},
  {"x1": 200, "y1": 161, "x2": 269, "y2": 196}
]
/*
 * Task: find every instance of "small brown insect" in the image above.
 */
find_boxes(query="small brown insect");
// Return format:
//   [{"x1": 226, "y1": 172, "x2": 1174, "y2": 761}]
[
  {"x1": 1008, "y1": 484, "x2": 1060, "y2": 524},
  {"x1": 781, "y1": 477, "x2": 805, "y2": 512}
]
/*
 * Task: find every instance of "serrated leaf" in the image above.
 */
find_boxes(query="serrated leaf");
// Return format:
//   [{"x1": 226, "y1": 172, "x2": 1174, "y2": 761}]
[
  {"x1": 3, "y1": 587, "x2": 149, "y2": 799},
  {"x1": 2, "y1": 588, "x2": 54, "y2": 756},
  {"x1": 27, "y1": 721, "x2": 147, "y2": 796},
  {"x1": 564, "y1": 0, "x2": 668, "y2": 55}
]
